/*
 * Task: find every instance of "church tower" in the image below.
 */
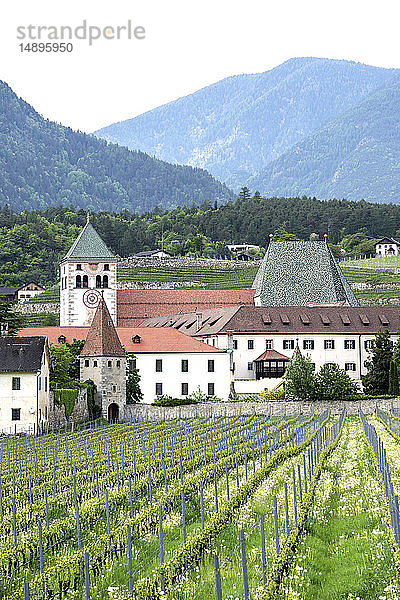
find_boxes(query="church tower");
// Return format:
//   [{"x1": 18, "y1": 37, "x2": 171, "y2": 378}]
[
  {"x1": 60, "y1": 216, "x2": 118, "y2": 326},
  {"x1": 80, "y1": 298, "x2": 126, "y2": 421}
]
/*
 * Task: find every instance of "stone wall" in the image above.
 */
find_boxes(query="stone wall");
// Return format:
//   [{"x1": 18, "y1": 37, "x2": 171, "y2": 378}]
[
  {"x1": 117, "y1": 281, "x2": 207, "y2": 290},
  {"x1": 123, "y1": 397, "x2": 400, "y2": 420},
  {"x1": 119, "y1": 256, "x2": 260, "y2": 270},
  {"x1": 49, "y1": 388, "x2": 89, "y2": 426},
  {"x1": 18, "y1": 302, "x2": 60, "y2": 314}
]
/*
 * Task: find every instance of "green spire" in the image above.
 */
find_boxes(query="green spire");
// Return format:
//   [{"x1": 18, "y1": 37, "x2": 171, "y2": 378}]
[{"x1": 63, "y1": 222, "x2": 116, "y2": 261}]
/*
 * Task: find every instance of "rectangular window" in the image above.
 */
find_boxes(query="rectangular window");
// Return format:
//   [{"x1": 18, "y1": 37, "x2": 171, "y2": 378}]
[
  {"x1": 116, "y1": 360, "x2": 121, "y2": 368},
  {"x1": 265, "y1": 339, "x2": 273, "y2": 350},
  {"x1": 44, "y1": 377, "x2": 48, "y2": 393},
  {"x1": 344, "y1": 340, "x2": 355, "y2": 350},
  {"x1": 93, "y1": 360, "x2": 98, "y2": 367},
  {"x1": 104, "y1": 264, "x2": 110, "y2": 271},
  {"x1": 324, "y1": 340, "x2": 335, "y2": 350},
  {"x1": 108, "y1": 360, "x2": 112, "y2": 368},
  {"x1": 283, "y1": 340, "x2": 294, "y2": 350},
  {"x1": 181, "y1": 383, "x2": 188, "y2": 395},
  {"x1": 85, "y1": 359, "x2": 90, "y2": 367},
  {"x1": 12, "y1": 377, "x2": 20, "y2": 391},
  {"x1": 208, "y1": 383, "x2": 215, "y2": 396},
  {"x1": 156, "y1": 359, "x2": 163, "y2": 372},
  {"x1": 208, "y1": 360, "x2": 215, "y2": 372},
  {"x1": 76, "y1": 264, "x2": 82, "y2": 270},
  {"x1": 38, "y1": 377, "x2": 41, "y2": 391},
  {"x1": 364, "y1": 340, "x2": 373, "y2": 350},
  {"x1": 129, "y1": 358, "x2": 136, "y2": 370},
  {"x1": 156, "y1": 383, "x2": 163, "y2": 396},
  {"x1": 181, "y1": 359, "x2": 188, "y2": 372},
  {"x1": 233, "y1": 340, "x2": 238, "y2": 350},
  {"x1": 303, "y1": 340, "x2": 314, "y2": 350},
  {"x1": 345, "y1": 363, "x2": 356, "y2": 371},
  {"x1": 248, "y1": 362, "x2": 253, "y2": 370},
  {"x1": 248, "y1": 339, "x2": 254, "y2": 350},
  {"x1": 11, "y1": 408, "x2": 20, "y2": 421}
]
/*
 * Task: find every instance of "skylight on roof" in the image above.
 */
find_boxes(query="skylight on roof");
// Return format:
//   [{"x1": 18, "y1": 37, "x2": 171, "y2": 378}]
[
  {"x1": 379, "y1": 314, "x2": 389, "y2": 326},
  {"x1": 320, "y1": 314, "x2": 331, "y2": 325},
  {"x1": 209, "y1": 317, "x2": 221, "y2": 326},
  {"x1": 280, "y1": 314, "x2": 290, "y2": 325},
  {"x1": 262, "y1": 314, "x2": 272, "y2": 324},
  {"x1": 300, "y1": 314, "x2": 310, "y2": 325},
  {"x1": 340, "y1": 314, "x2": 351, "y2": 325},
  {"x1": 360, "y1": 314, "x2": 370, "y2": 326}
]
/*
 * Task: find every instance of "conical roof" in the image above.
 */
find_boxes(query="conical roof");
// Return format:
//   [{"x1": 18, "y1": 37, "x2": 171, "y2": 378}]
[
  {"x1": 63, "y1": 222, "x2": 116, "y2": 261},
  {"x1": 81, "y1": 298, "x2": 125, "y2": 357},
  {"x1": 253, "y1": 240, "x2": 359, "y2": 307}
]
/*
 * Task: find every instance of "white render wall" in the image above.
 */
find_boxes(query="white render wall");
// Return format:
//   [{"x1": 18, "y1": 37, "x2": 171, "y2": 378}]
[
  {"x1": 200, "y1": 332, "x2": 399, "y2": 389},
  {"x1": 376, "y1": 243, "x2": 399, "y2": 256},
  {"x1": 0, "y1": 356, "x2": 50, "y2": 434},
  {"x1": 60, "y1": 260, "x2": 117, "y2": 327},
  {"x1": 133, "y1": 352, "x2": 231, "y2": 404}
]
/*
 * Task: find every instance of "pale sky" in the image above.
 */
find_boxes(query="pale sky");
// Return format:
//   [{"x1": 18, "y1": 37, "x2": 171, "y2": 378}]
[{"x1": 1, "y1": 0, "x2": 399, "y2": 133}]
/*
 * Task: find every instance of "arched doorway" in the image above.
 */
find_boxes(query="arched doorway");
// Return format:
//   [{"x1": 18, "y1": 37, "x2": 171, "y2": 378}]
[{"x1": 108, "y1": 403, "x2": 119, "y2": 422}]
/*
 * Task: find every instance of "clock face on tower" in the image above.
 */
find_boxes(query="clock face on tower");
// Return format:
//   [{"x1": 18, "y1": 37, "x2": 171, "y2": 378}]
[{"x1": 83, "y1": 289, "x2": 101, "y2": 309}]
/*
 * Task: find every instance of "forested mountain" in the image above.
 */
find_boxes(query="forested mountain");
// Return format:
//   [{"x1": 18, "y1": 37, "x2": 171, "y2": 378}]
[
  {"x1": 94, "y1": 57, "x2": 398, "y2": 194},
  {"x1": 249, "y1": 77, "x2": 400, "y2": 203},
  {"x1": 0, "y1": 81, "x2": 232, "y2": 213},
  {"x1": 1, "y1": 196, "x2": 400, "y2": 286}
]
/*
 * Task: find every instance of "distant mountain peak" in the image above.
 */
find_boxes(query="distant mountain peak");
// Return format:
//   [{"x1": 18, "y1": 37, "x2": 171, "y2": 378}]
[{"x1": 93, "y1": 57, "x2": 399, "y2": 203}]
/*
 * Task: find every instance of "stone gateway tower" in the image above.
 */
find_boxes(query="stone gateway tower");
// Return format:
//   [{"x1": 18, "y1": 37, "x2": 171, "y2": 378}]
[
  {"x1": 80, "y1": 298, "x2": 126, "y2": 421},
  {"x1": 60, "y1": 216, "x2": 118, "y2": 327}
]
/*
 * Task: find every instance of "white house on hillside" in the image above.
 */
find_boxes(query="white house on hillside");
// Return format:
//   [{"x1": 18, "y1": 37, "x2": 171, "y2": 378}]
[{"x1": 375, "y1": 238, "x2": 400, "y2": 256}]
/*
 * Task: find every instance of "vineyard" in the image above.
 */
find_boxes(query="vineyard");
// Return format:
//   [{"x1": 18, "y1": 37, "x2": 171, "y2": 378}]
[
  {"x1": 116, "y1": 265, "x2": 258, "y2": 289},
  {"x1": 2, "y1": 408, "x2": 400, "y2": 600}
]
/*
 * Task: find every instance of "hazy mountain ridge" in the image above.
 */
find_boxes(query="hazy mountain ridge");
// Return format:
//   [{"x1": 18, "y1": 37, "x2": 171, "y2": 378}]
[
  {"x1": 248, "y1": 76, "x2": 400, "y2": 203},
  {"x1": 0, "y1": 81, "x2": 233, "y2": 213},
  {"x1": 94, "y1": 57, "x2": 399, "y2": 194}
]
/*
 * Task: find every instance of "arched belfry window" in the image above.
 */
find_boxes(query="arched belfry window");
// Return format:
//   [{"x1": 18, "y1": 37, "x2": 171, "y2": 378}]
[
  {"x1": 103, "y1": 275, "x2": 109, "y2": 288},
  {"x1": 82, "y1": 275, "x2": 88, "y2": 288},
  {"x1": 76, "y1": 275, "x2": 81, "y2": 288},
  {"x1": 96, "y1": 275, "x2": 102, "y2": 288}
]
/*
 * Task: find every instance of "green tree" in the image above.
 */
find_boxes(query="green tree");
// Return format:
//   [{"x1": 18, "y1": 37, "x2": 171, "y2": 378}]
[
  {"x1": 315, "y1": 363, "x2": 360, "y2": 401},
  {"x1": 126, "y1": 357, "x2": 143, "y2": 404},
  {"x1": 362, "y1": 330, "x2": 393, "y2": 395},
  {"x1": 388, "y1": 360, "x2": 400, "y2": 396},
  {"x1": 273, "y1": 222, "x2": 301, "y2": 241},
  {"x1": 0, "y1": 301, "x2": 24, "y2": 335},
  {"x1": 49, "y1": 339, "x2": 85, "y2": 390},
  {"x1": 238, "y1": 187, "x2": 251, "y2": 201},
  {"x1": 284, "y1": 351, "x2": 316, "y2": 400}
]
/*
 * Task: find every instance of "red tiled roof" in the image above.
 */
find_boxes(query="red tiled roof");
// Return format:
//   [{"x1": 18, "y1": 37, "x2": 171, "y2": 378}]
[
  {"x1": 254, "y1": 349, "x2": 291, "y2": 361},
  {"x1": 17, "y1": 327, "x2": 223, "y2": 353},
  {"x1": 116, "y1": 289, "x2": 255, "y2": 326},
  {"x1": 81, "y1": 299, "x2": 125, "y2": 357}
]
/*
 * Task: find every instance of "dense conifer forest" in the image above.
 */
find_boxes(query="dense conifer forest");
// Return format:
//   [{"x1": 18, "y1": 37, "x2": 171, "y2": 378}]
[{"x1": 0, "y1": 194, "x2": 398, "y2": 287}]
